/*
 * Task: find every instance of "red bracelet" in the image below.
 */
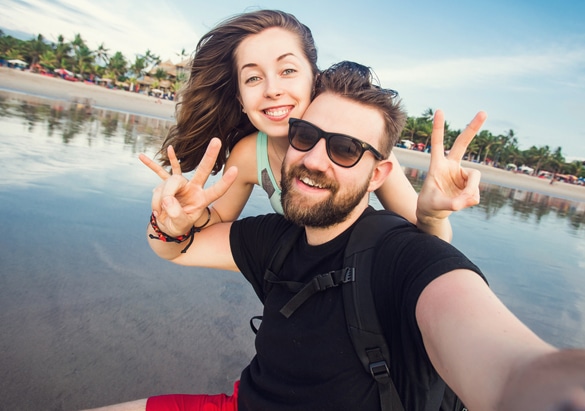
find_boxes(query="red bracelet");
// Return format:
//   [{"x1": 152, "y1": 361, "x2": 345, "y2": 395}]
[{"x1": 149, "y1": 213, "x2": 196, "y2": 253}]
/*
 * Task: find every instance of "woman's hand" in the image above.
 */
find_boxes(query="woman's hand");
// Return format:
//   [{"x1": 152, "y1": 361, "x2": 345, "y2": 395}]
[
  {"x1": 139, "y1": 138, "x2": 238, "y2": 237},
  {"x1": 416, "y1": 110, "x2": 486, "y2": 229}
]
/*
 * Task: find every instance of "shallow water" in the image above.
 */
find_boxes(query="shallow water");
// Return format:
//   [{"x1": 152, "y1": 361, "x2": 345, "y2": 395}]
[{"x1": 0, "y1": 93, "x2": 584, "y2": 410}]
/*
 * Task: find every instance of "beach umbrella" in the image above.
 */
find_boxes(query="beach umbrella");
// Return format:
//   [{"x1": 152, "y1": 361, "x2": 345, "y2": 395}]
[{"x1": 8, "y1": 59, "x2": 28, "y2": 66}]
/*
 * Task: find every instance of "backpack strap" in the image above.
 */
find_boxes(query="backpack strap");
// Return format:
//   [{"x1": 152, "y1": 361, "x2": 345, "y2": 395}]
[
  {"x1": 343, "y1": 211, "x2": 409, "y2": 411},
  {"x1": 249, "y1": 224, "x2": 304, "y2": 334}
]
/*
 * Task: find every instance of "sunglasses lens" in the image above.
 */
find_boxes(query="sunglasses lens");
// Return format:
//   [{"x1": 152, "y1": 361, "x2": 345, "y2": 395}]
[
  {"x1": 290, "y1": 122, "x2": 320, "y2": 151},
  {"x1": 329, "y1": 135, "x2": 362, "y2": 167}
]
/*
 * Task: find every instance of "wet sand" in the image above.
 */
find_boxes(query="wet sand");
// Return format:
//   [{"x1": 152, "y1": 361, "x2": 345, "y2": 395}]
[{"x1": 2, "y1": 66, "x2": 583, "y2": 202}]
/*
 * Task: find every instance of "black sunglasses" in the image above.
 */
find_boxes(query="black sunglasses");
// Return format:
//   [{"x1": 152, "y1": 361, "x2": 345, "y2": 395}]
[{"x1": 288, "y1": 118, "x2": 384, "y2": 168}]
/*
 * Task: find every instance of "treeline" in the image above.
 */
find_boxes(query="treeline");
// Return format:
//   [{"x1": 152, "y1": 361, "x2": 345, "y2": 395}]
[
  {"x1": 401, "y1": 109, "x2": 584, "y2": 179},
  {"x1": 0, "y1": 30, "x2": 188, "y2": 94}
]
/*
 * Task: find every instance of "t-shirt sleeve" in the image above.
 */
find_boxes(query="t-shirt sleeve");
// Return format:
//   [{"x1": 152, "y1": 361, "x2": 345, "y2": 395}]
[{"x1": 230, "y1": 214, "x2": 293, "y2": 302}]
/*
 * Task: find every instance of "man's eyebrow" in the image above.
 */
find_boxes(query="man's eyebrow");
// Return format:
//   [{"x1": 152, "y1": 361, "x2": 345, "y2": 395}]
[{"x1": 240, "y1": 53, "x2": 297, "y2": 71}]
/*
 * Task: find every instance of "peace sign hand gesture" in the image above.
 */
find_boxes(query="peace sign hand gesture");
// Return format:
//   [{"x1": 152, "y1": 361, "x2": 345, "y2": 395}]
[
  {"x1": 416, "y1": 110, "x2": 486, "y2": 226},
  {"x1": 139, "y1": 138, "x2": 238, "y2": 237}
]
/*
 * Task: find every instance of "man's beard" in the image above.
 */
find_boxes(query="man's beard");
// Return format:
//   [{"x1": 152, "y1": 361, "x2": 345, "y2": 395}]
[{"x1": 280, "y1": 163, "x2": 371, "y2": 228}]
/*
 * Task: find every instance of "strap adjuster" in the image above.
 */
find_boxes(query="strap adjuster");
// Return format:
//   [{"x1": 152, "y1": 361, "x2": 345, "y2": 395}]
[{"x1": 369, "y1": 360, "x2": 390, "y2": 380}]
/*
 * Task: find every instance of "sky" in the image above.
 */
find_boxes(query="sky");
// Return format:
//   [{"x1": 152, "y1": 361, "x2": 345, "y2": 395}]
[{"x1": 2, "y1": 0, "x2": 584, "y2": 160}]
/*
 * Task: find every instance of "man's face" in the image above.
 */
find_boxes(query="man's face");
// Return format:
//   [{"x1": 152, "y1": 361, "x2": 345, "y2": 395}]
[{"x1": 281, "y1": 92, "x2": 385, "y2": 228}]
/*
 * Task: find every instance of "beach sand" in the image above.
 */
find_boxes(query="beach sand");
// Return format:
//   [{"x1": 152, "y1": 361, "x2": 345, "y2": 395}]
[{"x1": 2, "y1": 66, "x2": 584, "y2": 202}]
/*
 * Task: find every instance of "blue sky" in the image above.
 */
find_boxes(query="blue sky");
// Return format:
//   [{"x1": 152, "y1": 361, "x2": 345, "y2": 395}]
[{"x1": 2, "y1": 0, "x2": 584, "y2": 160}]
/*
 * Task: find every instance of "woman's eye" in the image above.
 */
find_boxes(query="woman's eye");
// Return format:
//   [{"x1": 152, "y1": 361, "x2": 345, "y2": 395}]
[
  {"x1": 282, "y1": 68, "x2": 296, "y2": 76},
  {"x1": 245, "y1": 76, "x2": 261, "y2": 84}
]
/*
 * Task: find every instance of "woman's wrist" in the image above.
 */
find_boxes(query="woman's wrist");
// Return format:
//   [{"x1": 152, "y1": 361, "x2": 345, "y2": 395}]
[{"x1": 415, "y1": 211, "x2": 453, "y2": 242}]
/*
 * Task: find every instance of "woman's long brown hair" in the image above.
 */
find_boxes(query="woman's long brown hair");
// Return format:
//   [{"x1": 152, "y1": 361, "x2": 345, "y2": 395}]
[{"x1": 160, "y1": 9, "x2": 319, "y2": 174}]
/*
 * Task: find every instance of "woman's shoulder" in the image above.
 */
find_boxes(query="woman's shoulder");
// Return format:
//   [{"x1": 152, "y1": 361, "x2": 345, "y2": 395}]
[
  {"x1": 230, "y1": 131, "x2": 259, "y2": 157},
  {"x1": 225, "y1": 131, "x2": 259, "y2": 181}
]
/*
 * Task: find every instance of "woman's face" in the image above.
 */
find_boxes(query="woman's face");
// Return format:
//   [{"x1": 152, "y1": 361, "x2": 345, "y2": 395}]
[{"x1": 236, "y1": 27, "x2": 315, "y2": 139}]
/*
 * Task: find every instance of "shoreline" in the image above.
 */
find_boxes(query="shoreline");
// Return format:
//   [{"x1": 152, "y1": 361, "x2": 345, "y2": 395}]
[
  {"x1": 0, "y1": 66, "x2": 175, "y2": 120},
  {"x1": 2, "y1": 67, "x2": 584, "y2": 203}
]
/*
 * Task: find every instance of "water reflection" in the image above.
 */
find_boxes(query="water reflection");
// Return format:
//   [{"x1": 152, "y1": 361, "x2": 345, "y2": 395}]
[
  {"x1": 0, "y1": 92, "x2": 171, "y2": 150},
  {"x1": 402, "y1": 167, "x2": 585, "y2": 231}
]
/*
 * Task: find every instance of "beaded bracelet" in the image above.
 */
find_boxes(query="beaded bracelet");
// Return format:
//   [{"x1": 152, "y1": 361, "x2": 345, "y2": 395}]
[{"x1": 148, "y1": 207, "x2": 212, "y2": 253}]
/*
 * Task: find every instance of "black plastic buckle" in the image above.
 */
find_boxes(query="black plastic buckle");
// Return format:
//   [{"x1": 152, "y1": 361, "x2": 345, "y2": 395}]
[
  {"x1": 343, "y1": 267, "x2": 355, "y2": 282},
  {"x1": 316, "y1": 272, "x2": 335, "y2": 290},
  {"x1": 369, "y1": 360, "x2": 390, "y2": 380}
]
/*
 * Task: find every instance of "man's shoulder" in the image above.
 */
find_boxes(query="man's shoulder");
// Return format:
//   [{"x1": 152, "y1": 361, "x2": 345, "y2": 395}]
[{"x1": 232, "y1": 213, "x2": 296, "y2": 240}]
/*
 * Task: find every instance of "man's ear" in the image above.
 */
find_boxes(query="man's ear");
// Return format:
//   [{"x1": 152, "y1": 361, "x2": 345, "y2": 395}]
[{"x1": 368, "y1": 159, "x2": 393, "y2": 192}]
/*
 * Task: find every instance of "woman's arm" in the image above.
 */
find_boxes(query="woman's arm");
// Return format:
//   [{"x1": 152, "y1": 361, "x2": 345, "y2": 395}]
[{"x1": 208, "y1": 133, "x2": 258, "y2": 223}]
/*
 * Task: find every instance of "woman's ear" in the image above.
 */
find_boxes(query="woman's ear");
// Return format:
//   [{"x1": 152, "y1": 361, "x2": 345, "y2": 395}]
[{"x1": 367, "y1": 159, "x2": 393, "y2": 192}]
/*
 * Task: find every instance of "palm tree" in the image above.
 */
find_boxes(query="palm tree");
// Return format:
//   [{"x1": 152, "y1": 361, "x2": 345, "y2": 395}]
[
  {"x1": 107, "y1": 51, "x2": 128, "y2": 81},
  {"x1": 493, "y1": 129, "x2": 517, "y2": 167},
  {"x1": 421, "y1": 107, "x2": 434, "y2": 122},
  {"x1": 153, "y1": 67, "x2": 168, "y2": 82},
  {"x1": 74, "y1": 44, "x2": 94, "y2": 78},
  {"x1": 39, "y1": 49, "x2": 57, "y2": 71},
  {"x1": 130, "y1": 55, "x2": 147, "y2": 78},
  {"x1": 142, "y1": 49, "x2": 160, "y2": 68},
  {"x1": 176, "y1": 47, "x2": 189, "y2": 61},
  {"x1": 53, "y1": 35, "x2": 72, "y2": 68},
  {"x1": 26, "y1": 34, "x2": 47, "y2": 66},
  {"x1": 525, "y1": 145, "x2": 551, "y2": 175},
  {"x1": 95, "y1": 43, "x2": 110, "y2": 66}
]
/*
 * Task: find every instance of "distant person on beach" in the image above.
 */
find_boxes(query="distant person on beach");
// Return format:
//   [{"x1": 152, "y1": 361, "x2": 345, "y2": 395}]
[
  {"x1": 85, "y1": 61, "x2": 585, "y2": 411},
  {"x1": 146, "y1": 9, "x2": 485, "y2": 242}
]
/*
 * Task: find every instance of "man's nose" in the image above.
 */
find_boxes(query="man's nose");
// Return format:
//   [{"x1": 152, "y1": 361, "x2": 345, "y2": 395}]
[{"x1": 302, "y1": 138, "x2": 330, "y2": 171}]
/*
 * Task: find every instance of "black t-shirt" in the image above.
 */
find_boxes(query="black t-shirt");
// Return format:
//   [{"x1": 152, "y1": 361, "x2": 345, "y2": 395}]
[{"x1": 230, "y1": 208, "x2": 484, "y2": 410}]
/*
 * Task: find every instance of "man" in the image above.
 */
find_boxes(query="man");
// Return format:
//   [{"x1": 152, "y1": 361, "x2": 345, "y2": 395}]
[{"x1": 90, "y1": 62, "x2": 585, "y2": 411}]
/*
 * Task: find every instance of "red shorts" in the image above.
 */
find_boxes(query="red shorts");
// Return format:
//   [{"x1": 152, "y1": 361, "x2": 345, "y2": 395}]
[{"x1": 146, "y1": 381, "x2": 239, "y2": 411}]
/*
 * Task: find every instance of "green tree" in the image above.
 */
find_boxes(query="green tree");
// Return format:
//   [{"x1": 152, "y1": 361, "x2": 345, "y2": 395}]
[
  {"x1": 95, "y1": 42, "x2": 110, "y2": 66},
  {"x1": 39, "y1": 49, "x2": 57, "y2": 70},
  {"x1": 153, "y1": 67, "x2": 168, "y2": 81},
  {"x1": 53, "y1": 35, "x2": 72, "y2": 68},
  {"x1": 25, "y1": 34, "x2": 48, "y2": 66},
  {"x1": 524, "y1": 145, "x2": 551, "y2": 175},
  {"x1": 107, "y1": 51, "x2": 128, "y2": 81},
  {"x1": 74, "y1": 44, "x2": 94, "y2": 77},
  {"x1": 130, "y1": 55, "x2": 147, "y2": 78}
]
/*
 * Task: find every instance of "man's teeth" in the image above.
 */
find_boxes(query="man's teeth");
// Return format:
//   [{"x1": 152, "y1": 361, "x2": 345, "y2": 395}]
[{"x1": 301, "y1": 177, "x2": 324, "y2": 188}]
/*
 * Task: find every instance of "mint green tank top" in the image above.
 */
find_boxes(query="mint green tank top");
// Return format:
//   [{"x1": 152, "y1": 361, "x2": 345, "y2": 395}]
[{"x1": 256, "y1": 131, "x2": 284, "y2": 214}]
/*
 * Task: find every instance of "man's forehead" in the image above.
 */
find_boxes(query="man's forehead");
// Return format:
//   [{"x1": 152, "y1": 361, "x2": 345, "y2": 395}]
[{"x1": 302, "y1": 93, "x2": 383, "y2": 141}]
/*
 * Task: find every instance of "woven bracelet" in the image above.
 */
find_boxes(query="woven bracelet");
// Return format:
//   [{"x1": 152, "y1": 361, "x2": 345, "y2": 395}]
[
  {"x1": 148, "y1": 207, "x2": 211, "y2": 254},
  {"x1": 149, "y1": 213, "x2": 196, "y2": 253},
  {"x1": 193, "y1": 206, "x2": 212, "y2": 230}
]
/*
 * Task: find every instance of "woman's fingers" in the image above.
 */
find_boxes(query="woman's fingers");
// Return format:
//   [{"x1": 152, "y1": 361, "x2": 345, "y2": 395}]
[{"x1": 139, "y1": 153, "x2": 171, "y2": 180}]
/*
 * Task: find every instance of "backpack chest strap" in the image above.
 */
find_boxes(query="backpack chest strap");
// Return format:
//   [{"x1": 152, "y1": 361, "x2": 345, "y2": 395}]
[{"x1": 265, "y1": 267, "x2": 355, "y2": 318}]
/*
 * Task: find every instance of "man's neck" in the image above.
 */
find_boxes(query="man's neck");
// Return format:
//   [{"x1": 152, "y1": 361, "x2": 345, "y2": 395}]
[{"x1": 304, "y1": 201, "x2": 369, "y2": 246}]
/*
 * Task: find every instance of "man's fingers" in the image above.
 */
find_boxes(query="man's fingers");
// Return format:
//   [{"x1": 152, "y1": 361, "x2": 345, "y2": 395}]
[
  {"x1": 139, "y1": 153, "x2": 171, "y2": 180},
  {"x1": 449, "y1": 111, "x2": 487, "y2": 161}
]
